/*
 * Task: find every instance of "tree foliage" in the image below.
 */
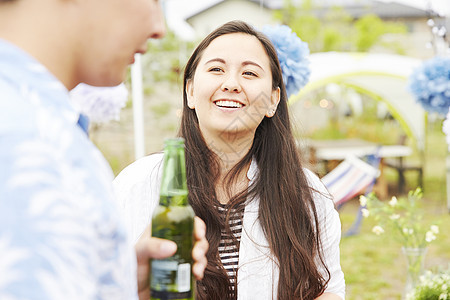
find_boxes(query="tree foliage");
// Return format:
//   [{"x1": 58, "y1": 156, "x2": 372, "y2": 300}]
[
  {"x1": 274, "y1": 0, "x2": 407, "y2": 53},
  {"x1": 129, "y1": 30, "x2": 196, "y2": 95},
  {"x1": 355, "y1": 14, "x2": 407, "y2": 52}
]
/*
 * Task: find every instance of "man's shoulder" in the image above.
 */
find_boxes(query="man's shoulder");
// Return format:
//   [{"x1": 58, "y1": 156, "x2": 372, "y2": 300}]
[{"x1": 0, "y1": 79, "x2": 35, "y2": 126}]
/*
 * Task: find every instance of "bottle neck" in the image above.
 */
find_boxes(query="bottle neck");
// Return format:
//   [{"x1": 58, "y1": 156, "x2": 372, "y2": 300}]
[{"x1": 159, "y1": 139, "x2": 188, "y2": 206}]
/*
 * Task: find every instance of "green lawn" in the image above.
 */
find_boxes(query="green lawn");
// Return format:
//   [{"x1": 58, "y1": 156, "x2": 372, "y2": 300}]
[
  {"x1": 334, "y1": 120, "x2": 450, "y2": 299},
  {"x1": 339, "y1": 198, "x2": 449, "y2": 299}
]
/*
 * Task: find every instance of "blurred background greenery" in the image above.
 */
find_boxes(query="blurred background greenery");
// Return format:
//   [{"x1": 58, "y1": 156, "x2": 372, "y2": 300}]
[{"x1": 89, "y1": 1, "x2": 449, "y2": 298}]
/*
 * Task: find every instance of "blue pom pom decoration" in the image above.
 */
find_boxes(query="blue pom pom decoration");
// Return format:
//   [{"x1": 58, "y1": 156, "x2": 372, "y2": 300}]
[
  {"x1": 261, "y1": 24, "x2": 311, "y2": 99},
  {"x1": 409, "y1": 56, "x2": 450, "y2": 116}
]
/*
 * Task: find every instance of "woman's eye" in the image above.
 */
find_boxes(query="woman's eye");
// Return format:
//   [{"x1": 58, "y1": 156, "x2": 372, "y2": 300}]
[
  {"x1": 209, "y1": 67, "x2": 222, "y2": 72},
  {"x1": 243, "y1": 71, "x2": 257, "y2": 77}
]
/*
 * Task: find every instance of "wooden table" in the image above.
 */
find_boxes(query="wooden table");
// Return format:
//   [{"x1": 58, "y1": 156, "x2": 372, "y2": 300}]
[
  {"x1": 306, "y1": 138, "x2": 412, "y2": 161},
  {"x1": 304, "y1": 138, "x2": 413, "y2": 198}
]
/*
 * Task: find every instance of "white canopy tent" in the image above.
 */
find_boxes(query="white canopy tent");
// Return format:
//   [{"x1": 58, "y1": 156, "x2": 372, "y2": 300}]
[{"x1": 290, "y1": 52, "x2": 426, "y2": 151}]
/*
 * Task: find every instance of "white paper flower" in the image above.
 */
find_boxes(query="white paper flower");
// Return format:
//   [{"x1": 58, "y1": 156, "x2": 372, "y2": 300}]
[{"x1": 70, "y1": 83, "x2": 129, "y2": 124}]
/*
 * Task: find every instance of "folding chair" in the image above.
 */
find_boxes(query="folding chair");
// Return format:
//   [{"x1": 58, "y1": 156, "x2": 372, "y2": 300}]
[{"x1": 321, "y1": 154, "x2": 380, "y2": 236}]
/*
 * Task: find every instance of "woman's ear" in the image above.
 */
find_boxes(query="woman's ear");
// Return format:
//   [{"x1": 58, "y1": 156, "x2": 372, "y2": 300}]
[
  {"x1": 265, "y1": 87, "x2": 281, "y2": 118},
  {"x1": 186, "y1": 79, "x2": 195, "y2": 109}
]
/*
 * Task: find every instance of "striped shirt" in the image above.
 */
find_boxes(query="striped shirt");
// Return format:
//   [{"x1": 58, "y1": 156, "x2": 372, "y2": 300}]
[{"x1": 218, "y1": 204, "x2": 244, "y2": 289}]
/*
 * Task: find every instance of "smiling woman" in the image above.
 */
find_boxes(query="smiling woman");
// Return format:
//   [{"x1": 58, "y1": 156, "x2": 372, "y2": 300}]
[
  {"x1": 185, "y1": 32, "x2": 280, "y2": 147},
  {"x1": 114, "y1": 20, "x2": 345, "y2": 300}
]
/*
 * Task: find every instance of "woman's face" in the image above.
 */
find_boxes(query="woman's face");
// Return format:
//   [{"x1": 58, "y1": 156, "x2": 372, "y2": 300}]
[{"x1": 186, "y1": 33, "x2": 280, "y2": 142}]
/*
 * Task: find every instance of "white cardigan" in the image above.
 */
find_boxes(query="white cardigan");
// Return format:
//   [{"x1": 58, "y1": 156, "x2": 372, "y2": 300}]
[{"x1": 113, "y1": 153, "x2": 345, "y2": 299}]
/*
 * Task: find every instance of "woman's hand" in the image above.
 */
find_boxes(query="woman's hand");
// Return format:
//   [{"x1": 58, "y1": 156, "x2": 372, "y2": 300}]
[
  {"x1": 191, "y1": 216, "x2": 209, "y2": 280},
  {"x1": 135, "y1": 216, "x2": 209, "y2": 300}
]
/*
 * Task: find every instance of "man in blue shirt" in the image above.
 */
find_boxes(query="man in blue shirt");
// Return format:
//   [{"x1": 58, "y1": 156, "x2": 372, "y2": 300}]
[{"x1": 0, "y1": 0, "x2": 207, "y2": 299}]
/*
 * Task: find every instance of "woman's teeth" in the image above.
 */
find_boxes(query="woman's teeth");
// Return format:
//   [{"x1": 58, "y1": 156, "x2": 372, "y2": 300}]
[{"x1": 215, "y1": 100, "x2": 243, "y2": 108}]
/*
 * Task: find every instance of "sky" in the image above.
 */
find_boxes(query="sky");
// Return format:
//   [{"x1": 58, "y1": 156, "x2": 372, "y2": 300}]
[{"x1": 164, "y1": 0, "x2": 222, "y2": 40}]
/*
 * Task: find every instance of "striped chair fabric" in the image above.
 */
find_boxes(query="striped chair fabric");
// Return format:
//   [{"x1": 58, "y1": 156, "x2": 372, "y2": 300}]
[{"x1": 321, "y1": 155, "x2": 380, "y2": 207}]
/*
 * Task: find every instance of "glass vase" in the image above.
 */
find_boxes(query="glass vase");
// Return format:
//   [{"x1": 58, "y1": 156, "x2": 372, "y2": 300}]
[{"x1": 401, "y1": 247, "x2": 427, "y2": 299}]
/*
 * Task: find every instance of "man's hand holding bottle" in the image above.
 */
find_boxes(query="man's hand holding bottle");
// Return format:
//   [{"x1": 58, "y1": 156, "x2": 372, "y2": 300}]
[{"x1": 135, "y1": 217, "x2": 208, "y2": 300}]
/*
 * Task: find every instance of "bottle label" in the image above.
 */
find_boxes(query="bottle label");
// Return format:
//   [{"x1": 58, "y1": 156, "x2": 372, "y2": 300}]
[
  {"x1": 177, "y1": 263, "x2": 191, "y2": 292},
  {"x1": 151, "y1": 260, "x2": 192, "y2": 296}
]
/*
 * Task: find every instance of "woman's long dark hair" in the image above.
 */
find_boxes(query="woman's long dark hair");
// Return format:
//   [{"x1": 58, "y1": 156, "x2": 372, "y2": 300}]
[{"x1": 179, "y1": 20, "x2": 330, "y2": 300}]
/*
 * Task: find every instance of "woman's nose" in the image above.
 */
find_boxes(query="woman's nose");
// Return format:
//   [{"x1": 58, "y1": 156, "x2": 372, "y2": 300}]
[{"x1": 221, "y1": 74, "x2": 241, "y2": 92}]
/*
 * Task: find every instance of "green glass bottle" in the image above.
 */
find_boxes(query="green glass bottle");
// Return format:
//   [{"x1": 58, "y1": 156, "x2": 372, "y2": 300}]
[{"x1": 150, "y1": 138, "x2": 195, "y2": 300}]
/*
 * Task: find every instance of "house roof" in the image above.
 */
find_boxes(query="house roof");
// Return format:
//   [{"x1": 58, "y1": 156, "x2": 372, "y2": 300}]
[
  {"x1": 164, "y1": 0, "x2": 447, "y2": 40},
  {"x1": 164, "y1": 0, "x2": 223, "y2": 40},
  {"x1": 250, "y1": 0, "x2": 448, "y2": 16},
  {"x1": 171, "y1": 0, "x2": 446, "y2": 20},
  {"x1": 185, "y1": 0, "x2": 273, "y2": 22}
]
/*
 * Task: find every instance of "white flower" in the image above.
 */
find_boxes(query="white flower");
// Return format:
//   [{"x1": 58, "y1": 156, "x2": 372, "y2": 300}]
[
  {"x1": 372, "y1": 226, "x2": 384, "y2": 235},
  {"x1": 359, "y1": 195, "x2": 368, "y2": 206},
  {"x1": 403, "y1": 227, "x2": 414, "y2": 235},
  {"x1": 419, "y1": 272, "x2": 430, "y2": 282},
  {"x1": 390, "y1": 214, "x2": 400, "y2": 220},
  {"x1": 426, "y1": 231, "x2": 437, "y2": 242},
  {"x1": 444, "y1": 107, "x2": 450, "y2": 152},
  {"x1": 389, "y1": 196, "x2": 398, "y2": 207},
  {"x1": 411, "y1": 269, "x2": 450, "y2": 300},
  {"x1": 361, "y1": 208, "x2": 370, "y2": 218},
  {"x1": 431, "y1": 225, "x2": 440, "y2": 234},
  {"x1": 70, "y1": 83, "x2": 129, "y2": 124}
]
